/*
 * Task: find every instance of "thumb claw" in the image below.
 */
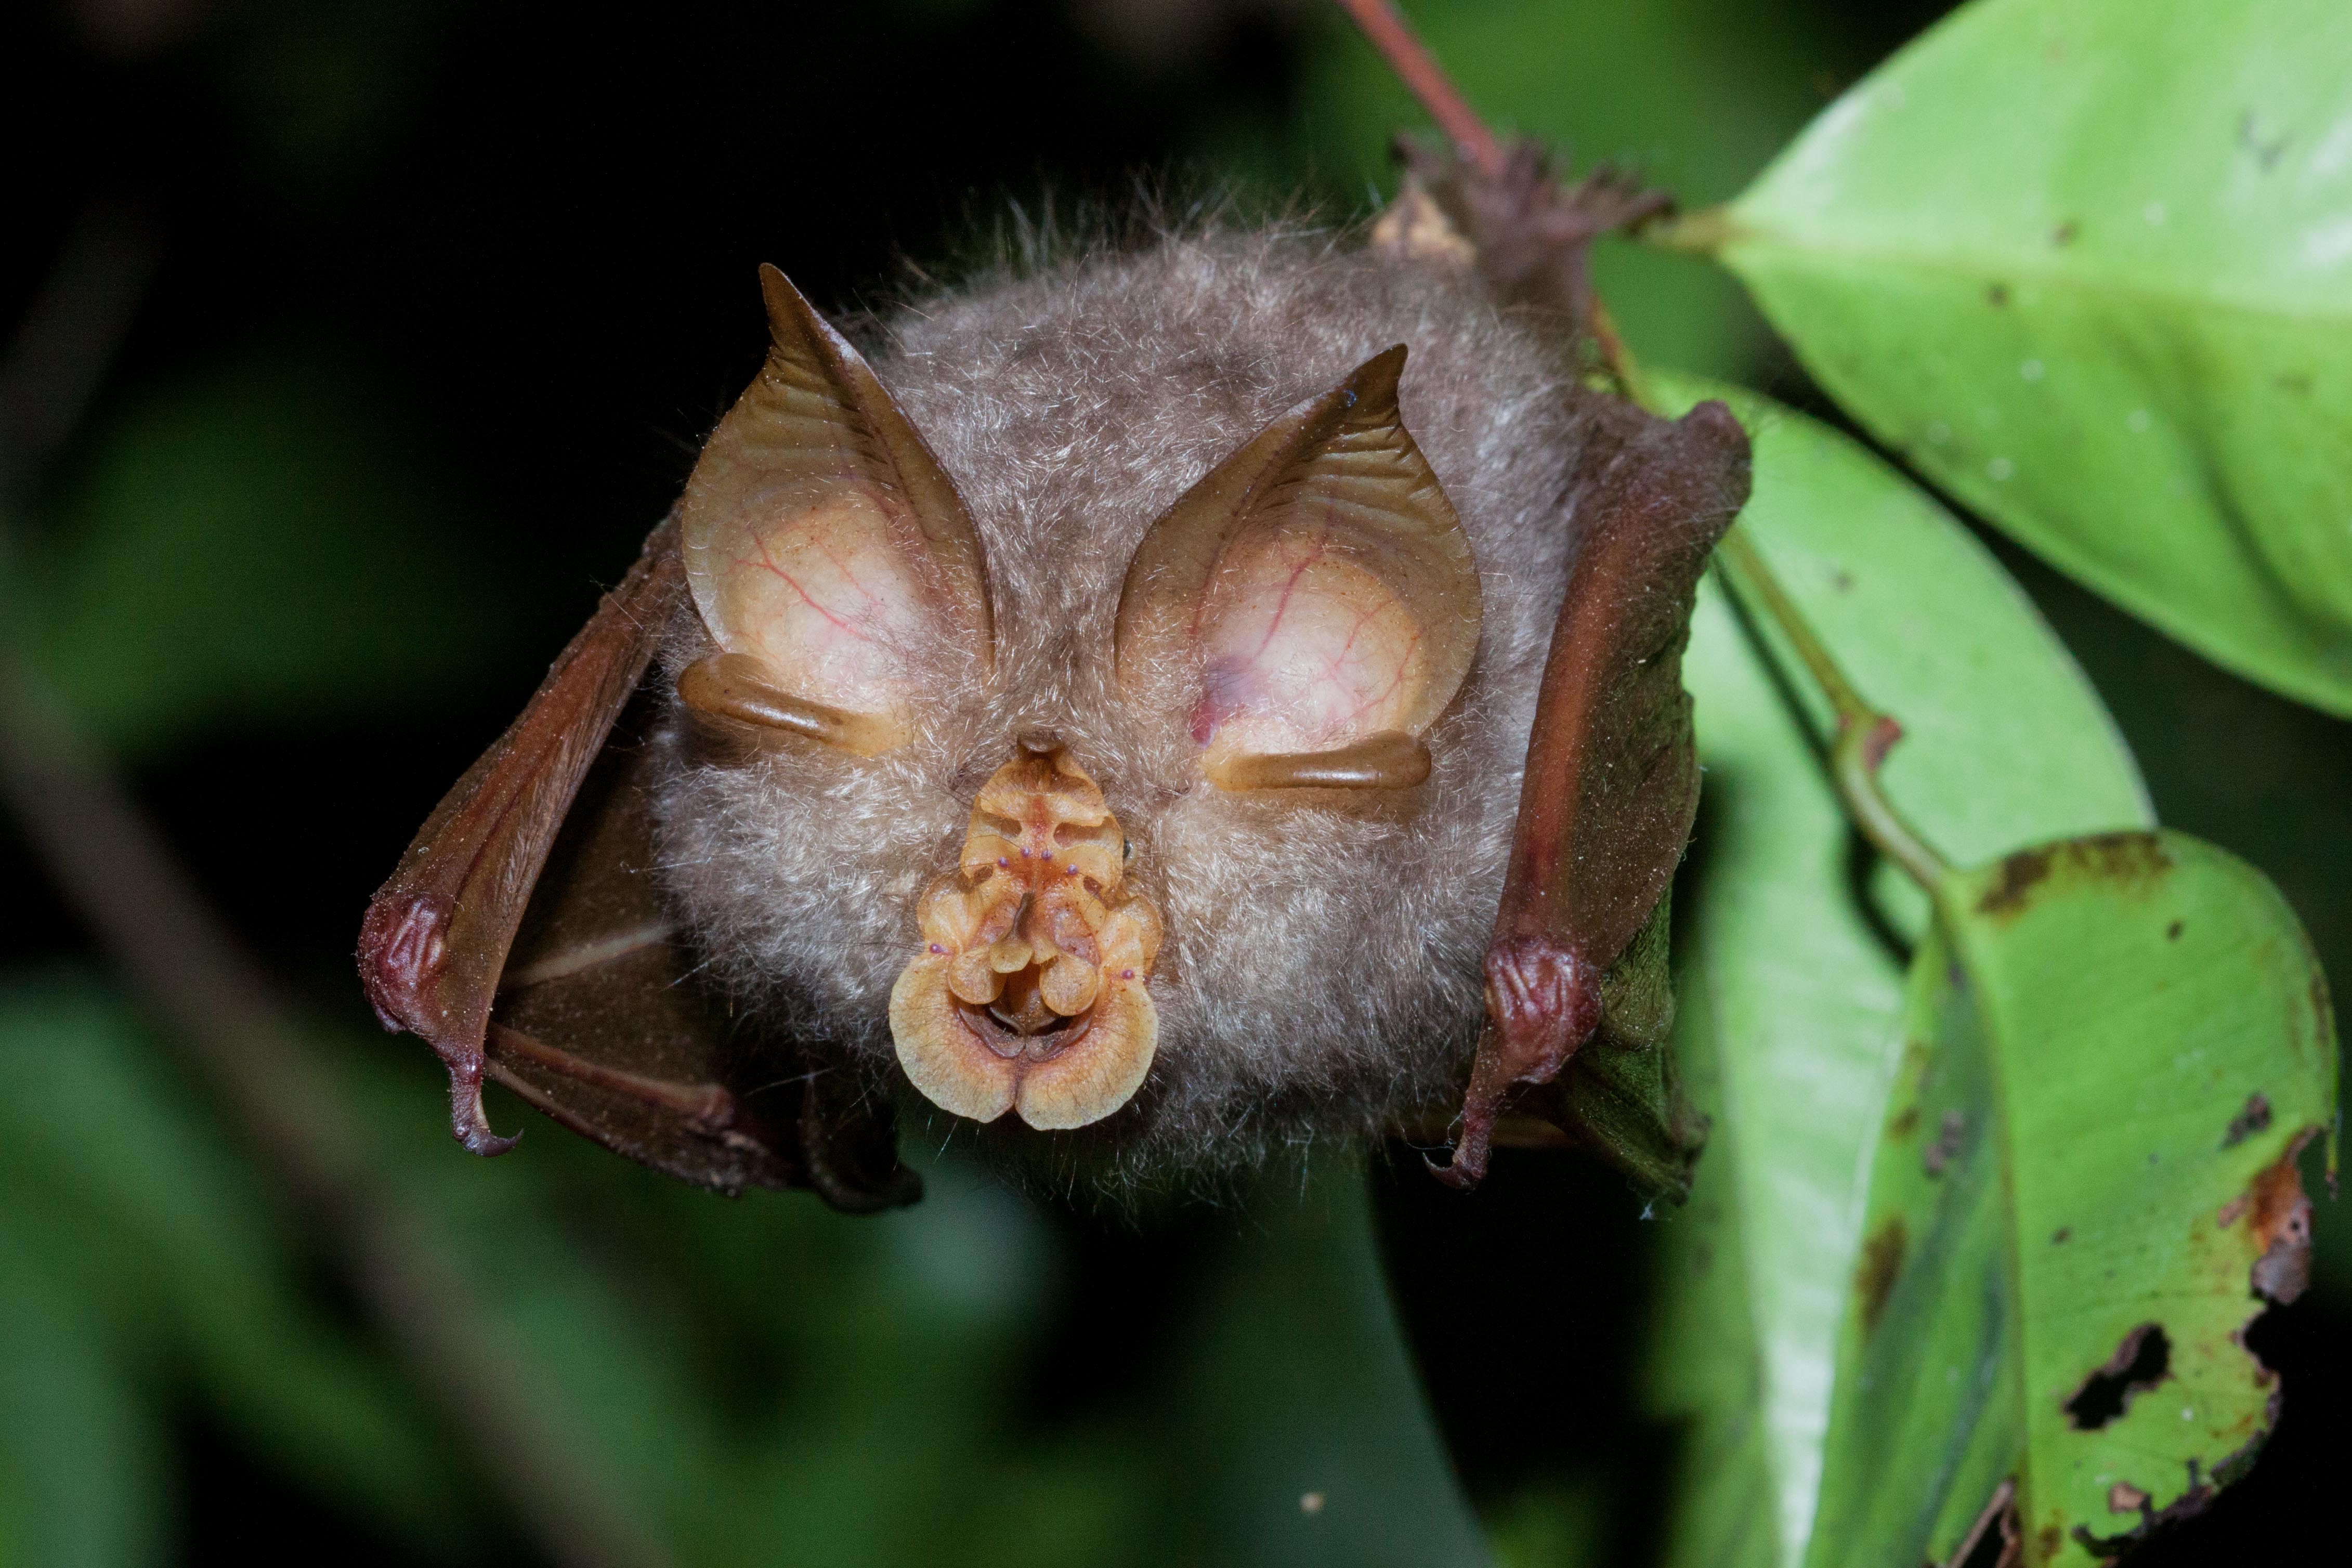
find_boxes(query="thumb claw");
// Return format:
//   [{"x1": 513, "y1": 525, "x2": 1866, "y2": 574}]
[{"x1": 447, "y1": 1056, "x2": 519, "y2": 1156}]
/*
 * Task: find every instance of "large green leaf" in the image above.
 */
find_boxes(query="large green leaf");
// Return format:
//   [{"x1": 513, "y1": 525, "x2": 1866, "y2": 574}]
[
  {"x1": 1714, "y1": 0, "x2": 2352, "y2": 714},
  {"x1": 1644, "y1": 374, "x2": 2151, "y2": 1566},
  {"x1": 1810, "y1": 837, "x2": 2335, "y2": 1566}
]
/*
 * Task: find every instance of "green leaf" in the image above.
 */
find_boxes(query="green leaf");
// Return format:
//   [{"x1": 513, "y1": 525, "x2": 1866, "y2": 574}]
[
  {"x1": 1810, "y1": 836, "x2": 2336, "y2": 1565},
  {"x1": 1714, "y1": 0, "x2": 2352, "y2": 714},
  {"x1": 1643, "y1": 376, "x2": 2150, "y2": 1566}
]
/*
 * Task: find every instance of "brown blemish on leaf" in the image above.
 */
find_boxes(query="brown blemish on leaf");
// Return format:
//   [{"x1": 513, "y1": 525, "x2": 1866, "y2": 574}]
[
  {"x1": 2107, "y1": 1482, "x2": 2149, "y2": 1514},
  {"x1": 1974, "y1": 833, "x2": 2176, "y2": 922},
  {"x1": 2215, "y1": 1192, "x2": 2250, "y2": 1230},
  {"x1": 1973, "y1": 846, "x2": 2052, "y2": 919},
  {"x1": 2062, "y1": 1322, "x2": 2170, "y2": 1430},
  {"x1": 2051, "y1": 1226, "x2": 2071, "y2": 1245},
  {"x1": 2222, "y1": 1092, "x2": 2271, "y2": 1148},
  {"x1": 1856, "y1": 1215, "x2": 1907, "y2": 1335},
  {"x1": 1987, "y1": 282, "x2": 2011, "y2": 307},
  {"x1": 2035, "y1": 1524, "x2": 2061, "y2": 1563},
  {"x1": 2051, "y1": 220, "x2": 2079, "y2": 246},
  {"x1": 1924, "y1": 1108, "x2": 1966, "y2": 1177},
  {"x1": 2249, "y1": 1137, "x2": 2313, "y2": 1303},
  {"x1": 2165, "y1": 919, "x2": 2184, "y2": 941},
  {"x1": 1888, "y1": 1103, "x2": 1920, "y2": 1140}
]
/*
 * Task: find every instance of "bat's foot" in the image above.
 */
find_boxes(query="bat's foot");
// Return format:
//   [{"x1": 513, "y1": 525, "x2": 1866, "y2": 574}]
[
  {"x1": 1378, "y1": 134, "x2": 1672, "y2": 337},
  {"x1": 1432, "y1": 937, "x2": 1603, "y2": 1190}
]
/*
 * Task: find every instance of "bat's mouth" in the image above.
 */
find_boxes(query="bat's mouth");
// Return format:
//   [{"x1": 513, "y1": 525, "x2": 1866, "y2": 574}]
[
  {"x1": 968, "y1": 967, "x2": 1088, "y2": 1047},
  {"x1": 887, "y1": 749, "x2": 1162, "y2": 1131}
]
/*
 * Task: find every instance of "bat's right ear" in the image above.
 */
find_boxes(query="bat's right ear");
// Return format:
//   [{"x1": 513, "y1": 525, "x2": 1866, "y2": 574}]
[{"x1": 676, "y1": 265, "x2": 993, "y2": 755}]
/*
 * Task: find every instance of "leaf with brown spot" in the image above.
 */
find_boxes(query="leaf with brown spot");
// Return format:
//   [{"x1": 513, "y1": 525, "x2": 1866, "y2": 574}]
[{"x1": 1804, "y1": 831, "x2": 2336, "y2": 1565}]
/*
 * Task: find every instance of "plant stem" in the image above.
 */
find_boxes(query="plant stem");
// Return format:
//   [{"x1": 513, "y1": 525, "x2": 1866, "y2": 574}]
[
  {"x1": 1585, "y1": 297, "x2": 1653, "y2": 406},
  {"x1": 1328, "y1": 0, "x2": 1505, "y2": 177},
  {"x1": 1713, "y1": 529, "x2": 1952, "y2": 890},
  {"x1": 1634, "y1": 204, "x2": 1737, "y2": 256}
]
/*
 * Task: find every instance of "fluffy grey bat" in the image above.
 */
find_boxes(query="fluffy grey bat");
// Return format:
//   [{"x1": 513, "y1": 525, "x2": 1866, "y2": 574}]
[{"x1": 358, "y1": 149, "x2": 1751, "y2": 1210}]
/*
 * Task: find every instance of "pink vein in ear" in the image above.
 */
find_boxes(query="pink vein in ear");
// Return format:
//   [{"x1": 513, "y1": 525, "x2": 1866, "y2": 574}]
[
  {"x1": 704, "y1": 492, "x2": 931, "y2": 710},
  {"x1": 1193, "y1": 527, "x2": 1428, "y2": 759}
]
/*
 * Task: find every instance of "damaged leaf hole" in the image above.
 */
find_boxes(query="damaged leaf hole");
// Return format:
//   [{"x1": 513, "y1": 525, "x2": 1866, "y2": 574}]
[{"x1": 2063, "y1": 1322, "x2": 2171, "y2": 1431}]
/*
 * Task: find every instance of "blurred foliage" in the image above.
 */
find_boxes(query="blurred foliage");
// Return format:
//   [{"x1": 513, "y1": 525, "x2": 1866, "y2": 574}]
[
  {"x1": 17, "y1": 356, "x2": 517, "y2": 757},
  {"x1": 2, "y1": 0, "x2": 2347, "y2": 1564},
  {"x1": 0, "y1": 971, "x2": 1492, "y2": 1567}
]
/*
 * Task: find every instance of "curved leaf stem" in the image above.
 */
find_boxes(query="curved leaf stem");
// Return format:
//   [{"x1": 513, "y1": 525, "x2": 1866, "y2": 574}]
[{"x1": 1713, "y1": 529, "x2": 1952, "y2": 891}]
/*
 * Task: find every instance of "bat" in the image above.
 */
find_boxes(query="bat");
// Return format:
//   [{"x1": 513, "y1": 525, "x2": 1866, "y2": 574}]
[{"x1": 358, "y1": 143, "x2": 1750, "y2": 1212}]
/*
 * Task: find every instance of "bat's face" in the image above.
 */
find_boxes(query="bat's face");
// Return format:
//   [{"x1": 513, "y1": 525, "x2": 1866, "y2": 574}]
[{"x1": 649, "y1": 242, "x2": 1585, "y2": 1169}]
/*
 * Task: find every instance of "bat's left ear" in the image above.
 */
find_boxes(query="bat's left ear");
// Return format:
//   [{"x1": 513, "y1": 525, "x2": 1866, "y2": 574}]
[
  {"x1": 676, "y1": 265, "x2": 993, "y2": 755},
  {"x1": 1114, "y1": 346, "x2": 1481, "y2": 789}
]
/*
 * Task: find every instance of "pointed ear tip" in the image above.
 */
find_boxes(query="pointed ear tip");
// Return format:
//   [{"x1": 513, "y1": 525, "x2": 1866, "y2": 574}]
[
  {"x1": 757, "y1": 263, "x2": 813, "y2": 321},
  {"x1": 1348, "y1": 343, "x2": 1410, "y2": 401}
]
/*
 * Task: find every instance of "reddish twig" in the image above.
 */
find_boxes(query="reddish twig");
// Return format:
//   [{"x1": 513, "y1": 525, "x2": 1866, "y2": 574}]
[{"x1": 1328, "y1": 0, "x2": 1505, "y2": 178}]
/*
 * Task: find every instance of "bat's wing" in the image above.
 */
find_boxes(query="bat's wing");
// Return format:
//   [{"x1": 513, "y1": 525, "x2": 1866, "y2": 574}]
[
  {"x1": 1439, "y1": 402, "x2": 1750, "y2": 1194},
  {"x1": 358, "y1": 520, "x2": 916, "y2": 1211},
  {"x1": 1393, "y1": 142, "x2": 1752, "y2": 1195}
]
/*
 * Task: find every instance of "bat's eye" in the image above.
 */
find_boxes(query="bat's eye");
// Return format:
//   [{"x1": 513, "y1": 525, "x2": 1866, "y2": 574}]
[
  {"x1": 1112, "y1": 344, "x2": 1479, "y2": 791},
  {"x1": 676, "y1": 264, "x2": 994, "y2": 756}
]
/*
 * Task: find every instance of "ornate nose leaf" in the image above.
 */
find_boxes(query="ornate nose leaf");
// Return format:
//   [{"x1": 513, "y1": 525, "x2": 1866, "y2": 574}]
[{"x1": 888, "y1": 751, "x2": 1162, "y2": 1130}]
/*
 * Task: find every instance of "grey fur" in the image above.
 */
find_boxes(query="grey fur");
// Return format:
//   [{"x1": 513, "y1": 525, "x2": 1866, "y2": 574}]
[{"x1": 648, "y1": 223, "x2": 1600, "y2": 1188}]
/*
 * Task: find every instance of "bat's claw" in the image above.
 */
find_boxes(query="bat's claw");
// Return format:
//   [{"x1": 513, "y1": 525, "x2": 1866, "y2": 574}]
[
  {"x1": 1423, "y1": 1141, "x2": 1488, "y2": 1191},
  {"x1": 446, "y1": 1055, "x2": 519, "y2": 1156}
]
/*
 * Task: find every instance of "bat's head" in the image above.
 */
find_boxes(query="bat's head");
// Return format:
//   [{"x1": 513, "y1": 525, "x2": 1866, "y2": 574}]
[{"x1": 652, "y1": 242, "x2": 1583, "y2": 1178}]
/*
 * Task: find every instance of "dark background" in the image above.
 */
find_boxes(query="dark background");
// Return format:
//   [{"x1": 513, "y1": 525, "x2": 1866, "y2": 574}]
[{"x1": 2, "y1": 1, "x2": 2343, "y2": 1563}]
